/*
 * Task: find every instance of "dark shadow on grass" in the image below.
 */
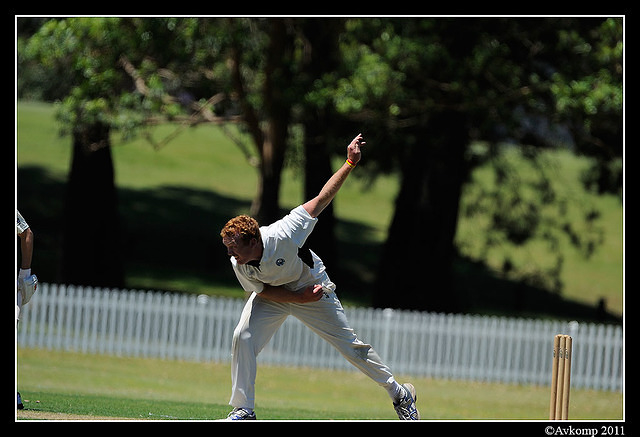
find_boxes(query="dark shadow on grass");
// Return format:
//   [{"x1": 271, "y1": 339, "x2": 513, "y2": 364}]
[
  {"x1": 452, "y1": 255, "x2": 622, "y2": 324},
  {"x1": 17, "y1": 165, "x2": 621, "y2": 324},
  {"x1": 17, "y1": 165, "x2": 247, "y2": 291},
  {"x1": 118, "y1": 183, "x2": 249, "y2": 287}
]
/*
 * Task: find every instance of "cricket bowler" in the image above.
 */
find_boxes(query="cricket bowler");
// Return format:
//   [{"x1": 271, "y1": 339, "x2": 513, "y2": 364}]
[{"x1": 220, "y1": 134, "x2": 419, "y2": 420}]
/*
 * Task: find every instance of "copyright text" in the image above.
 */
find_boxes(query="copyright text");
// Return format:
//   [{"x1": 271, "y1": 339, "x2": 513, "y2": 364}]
[{"x1": 545, "y1": 426, "x2": 625, "y2": 436}]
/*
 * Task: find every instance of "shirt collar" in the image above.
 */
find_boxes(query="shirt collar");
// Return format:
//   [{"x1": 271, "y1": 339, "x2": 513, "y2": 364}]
[{"x1": 247, "y1": 259, "x2": 261, "y2": 269}]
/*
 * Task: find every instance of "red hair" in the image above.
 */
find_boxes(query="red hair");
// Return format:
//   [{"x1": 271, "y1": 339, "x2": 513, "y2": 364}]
[{"x1": 220, "y1": 215, "x2": 261, "y2": 243}]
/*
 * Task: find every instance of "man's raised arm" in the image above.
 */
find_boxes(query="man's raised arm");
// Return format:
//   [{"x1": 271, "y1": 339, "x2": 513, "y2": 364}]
[{"x1": 302, "y1": 133, "x2": 364, "y2": 218}]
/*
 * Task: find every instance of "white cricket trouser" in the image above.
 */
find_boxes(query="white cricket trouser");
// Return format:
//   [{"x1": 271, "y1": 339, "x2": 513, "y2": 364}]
[{"x1": 229, "y1": 291, "x2": 396, "y2": 410}]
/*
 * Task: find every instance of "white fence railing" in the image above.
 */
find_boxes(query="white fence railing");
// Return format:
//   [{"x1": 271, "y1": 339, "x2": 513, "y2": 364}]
[{"x1": 17, "y1": 283, "x2": 623, "y2": 391}]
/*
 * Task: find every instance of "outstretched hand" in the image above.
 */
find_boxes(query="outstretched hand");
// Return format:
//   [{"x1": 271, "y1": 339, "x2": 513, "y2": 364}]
[{"x1": 348, "y1": 133, "x2": 365, "y2": 165}]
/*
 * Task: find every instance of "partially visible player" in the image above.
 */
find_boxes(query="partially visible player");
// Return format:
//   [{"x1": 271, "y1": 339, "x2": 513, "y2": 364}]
[
  {"x1": 219, "y1": 134, "x2": 420, "y2": 420},
  {"x1": 16, "y1": 210, "x2": 37, "y2": 410}
]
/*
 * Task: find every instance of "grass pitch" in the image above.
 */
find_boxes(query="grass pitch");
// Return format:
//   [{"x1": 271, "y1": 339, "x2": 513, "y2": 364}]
[{"x1": 17, "y1": 348, "x2": 623, "y2": 421}]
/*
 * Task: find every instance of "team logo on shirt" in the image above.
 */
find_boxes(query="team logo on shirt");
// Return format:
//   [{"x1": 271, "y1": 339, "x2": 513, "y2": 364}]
[{"x1": 276, "y1": 258, "x2": 286, "y2": 266}]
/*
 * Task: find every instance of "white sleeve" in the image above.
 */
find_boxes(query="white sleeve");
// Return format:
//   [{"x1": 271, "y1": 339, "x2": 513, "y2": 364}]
[{"x1": 279, "y1": 205, "x2": 318, "y2": 248}]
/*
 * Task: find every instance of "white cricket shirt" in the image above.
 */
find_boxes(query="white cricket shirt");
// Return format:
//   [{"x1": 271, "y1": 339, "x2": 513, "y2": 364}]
[{"x1": 230, "y1": 205, "x2": 336, "y2": 294}]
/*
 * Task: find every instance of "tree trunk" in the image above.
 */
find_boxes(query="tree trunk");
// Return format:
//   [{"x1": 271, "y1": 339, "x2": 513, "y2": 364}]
[
  {"x1": 373, "y1": 111, "x2": 468, "y2": 312},
  {"x1": 302, "y1": 114, "x2": 337, "y2": 266},
  {"x1": 299, "y1": 18, "x2": 344, "y2": 269},
  {"x1": 251, "y1": 125, "x2": 287, "y2": 224},
  {"x1": 61, "y1": 122, "x2": 124, "y2": 288},
  {"x1": 249, "y1": 18, "x2": 294, "y2": 225}
]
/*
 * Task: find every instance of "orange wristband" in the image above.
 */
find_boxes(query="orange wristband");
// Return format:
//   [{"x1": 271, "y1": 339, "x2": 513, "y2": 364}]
[{"x1": 346, "y1": 159, "x2": 356, "y2": 168}]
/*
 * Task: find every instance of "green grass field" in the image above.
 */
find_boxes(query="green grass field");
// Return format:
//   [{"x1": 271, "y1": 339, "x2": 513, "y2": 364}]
[{"x1": 17, "y1": 348, "x2": 623, "y2": 421}]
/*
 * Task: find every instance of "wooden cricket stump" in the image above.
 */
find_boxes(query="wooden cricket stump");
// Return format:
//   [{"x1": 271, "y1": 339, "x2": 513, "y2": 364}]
[{"x1": 549, "y1": 334, "x2": 572, "y2": 420}]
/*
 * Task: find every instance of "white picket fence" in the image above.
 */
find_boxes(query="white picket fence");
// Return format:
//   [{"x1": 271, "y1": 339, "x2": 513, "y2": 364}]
[{"x1": 17, "y1": 283, "x2": 623, "y2": 391}]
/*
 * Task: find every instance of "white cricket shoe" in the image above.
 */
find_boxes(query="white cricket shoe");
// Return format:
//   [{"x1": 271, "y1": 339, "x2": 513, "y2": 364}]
[
  {"x1": 225, "y1": 407, "x2": 256, "y2": 420},
  {"x1": 393, "y1": 383, "x2": 420, "y2": 420}
]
